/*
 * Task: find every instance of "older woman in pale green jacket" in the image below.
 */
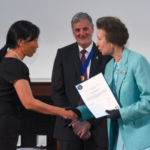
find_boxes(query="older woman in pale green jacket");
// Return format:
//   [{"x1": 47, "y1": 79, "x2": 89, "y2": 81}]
[{"x1": 74, "y1": 17, "x2": 150, "y2": 150}]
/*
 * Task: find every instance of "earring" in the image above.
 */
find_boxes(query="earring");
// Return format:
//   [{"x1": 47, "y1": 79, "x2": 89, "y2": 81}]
[{"x1": 111, "y1": 45, "x2": 114, "y2": 50}]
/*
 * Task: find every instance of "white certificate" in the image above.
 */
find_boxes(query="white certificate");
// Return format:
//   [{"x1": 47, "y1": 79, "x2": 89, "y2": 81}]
[{"x1": 76, "y1": 73, "x2": 120, "y2": 118}]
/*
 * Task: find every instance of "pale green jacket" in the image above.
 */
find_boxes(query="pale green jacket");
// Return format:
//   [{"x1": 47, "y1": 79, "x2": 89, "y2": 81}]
[{"x1": 77, "y1": 47, "x2": 150, "y2": 150}]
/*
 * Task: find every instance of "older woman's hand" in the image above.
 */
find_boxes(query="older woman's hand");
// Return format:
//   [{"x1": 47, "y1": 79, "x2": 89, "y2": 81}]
[{"x1": 106, "y1": 110, "x2": 121, "y2": 121}]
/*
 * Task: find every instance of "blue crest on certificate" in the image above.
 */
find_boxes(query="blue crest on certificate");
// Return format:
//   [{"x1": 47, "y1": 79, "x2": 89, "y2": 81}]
[{"x1": 77, "y1": 85, "x2": 83, "y2": 90}]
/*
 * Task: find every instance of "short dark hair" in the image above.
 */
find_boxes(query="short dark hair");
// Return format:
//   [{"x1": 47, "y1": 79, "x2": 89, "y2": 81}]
[
  {"x1": 96, "y1": 17, "x2": 129, "y2": 46},
  {"x1": 71, "y1": 12, "x2": 93, "y2": 28},
  {"x1": 0, "y1": 20, "x2": 40, "y2": 62}
]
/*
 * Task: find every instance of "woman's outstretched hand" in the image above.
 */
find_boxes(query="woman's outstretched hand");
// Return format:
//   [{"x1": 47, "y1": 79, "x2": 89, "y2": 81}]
[
  {"x1": 65, "y1": 106, "x2": 82, "y2": 118},
  {"x1": 61, "y1": 108, "x2": 78, "y2": 122}
]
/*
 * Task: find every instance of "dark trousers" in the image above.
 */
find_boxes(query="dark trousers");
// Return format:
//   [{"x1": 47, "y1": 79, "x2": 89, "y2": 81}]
[{"x1": 60, "y1": 138, "x2": 108, "y2": 150}]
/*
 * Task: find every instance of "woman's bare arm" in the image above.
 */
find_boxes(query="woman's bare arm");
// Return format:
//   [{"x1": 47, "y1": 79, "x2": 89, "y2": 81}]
[{"x1": 13, "y1": 79, "x2": 77, "y2": 120}]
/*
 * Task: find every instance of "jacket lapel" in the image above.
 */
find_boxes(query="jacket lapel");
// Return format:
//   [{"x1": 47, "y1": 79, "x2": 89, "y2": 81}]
[
  {"x1": 70, "y1": 43, "x2": 80, "y2": 79},
  {"x1": 116, "y1": 48, "x2": 130, "y2": 99},
  {"x1": 89, "y1": 43, "x2": 101, "y2": 77}
]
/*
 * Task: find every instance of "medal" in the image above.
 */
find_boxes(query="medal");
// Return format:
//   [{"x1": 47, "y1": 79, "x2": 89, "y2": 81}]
[
  {"x1": 80, "y1": 75, "x2": 84, "y2": 82},
  {"x1": 79, "y1": 47, "x2": 93, "y2": 82}
]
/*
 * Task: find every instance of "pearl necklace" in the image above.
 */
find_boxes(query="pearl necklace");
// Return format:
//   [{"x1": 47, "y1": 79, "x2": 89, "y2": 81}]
[{"x1": 9, "y1": 50, "x2": 22, "y2": 61}]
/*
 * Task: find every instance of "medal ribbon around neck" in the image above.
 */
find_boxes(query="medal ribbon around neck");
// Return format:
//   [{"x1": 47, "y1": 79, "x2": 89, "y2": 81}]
[{"x1": 79, "y1": 48, "x2": 93, "y2": 76}]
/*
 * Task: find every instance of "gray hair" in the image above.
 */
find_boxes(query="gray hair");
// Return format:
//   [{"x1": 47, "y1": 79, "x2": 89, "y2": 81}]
[{"x1": 71, "y1": 12, "x2": 93, "y2": 28}]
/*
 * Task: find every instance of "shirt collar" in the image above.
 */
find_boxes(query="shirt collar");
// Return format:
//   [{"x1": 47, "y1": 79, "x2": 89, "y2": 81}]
[
  {"x1": 114, "y1": 60, "x2": 122, "y2": 71},
  {"x1": 78, "y1": 42, "x2": 93, "y2": 53}
]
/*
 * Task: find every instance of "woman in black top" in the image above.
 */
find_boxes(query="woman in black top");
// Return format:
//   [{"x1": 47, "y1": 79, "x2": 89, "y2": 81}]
[{"x1": 0, "y1": 21, "x2": 77, "y2": 150}]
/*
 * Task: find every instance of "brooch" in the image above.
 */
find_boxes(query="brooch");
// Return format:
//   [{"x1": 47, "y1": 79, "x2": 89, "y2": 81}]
[{"x1": 121, "y1": 70, "x2": 126, "y2": 74}]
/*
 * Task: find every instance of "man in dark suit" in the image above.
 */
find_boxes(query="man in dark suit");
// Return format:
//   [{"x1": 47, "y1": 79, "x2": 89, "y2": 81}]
[{"x1": 51, "y1": 12, "x2": 112, "y2": 150}]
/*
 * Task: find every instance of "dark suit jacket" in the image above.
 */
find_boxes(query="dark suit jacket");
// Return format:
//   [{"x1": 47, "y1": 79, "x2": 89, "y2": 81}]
[{"x1": 51, "y1": 42, "x2": 112, "y2": 147}]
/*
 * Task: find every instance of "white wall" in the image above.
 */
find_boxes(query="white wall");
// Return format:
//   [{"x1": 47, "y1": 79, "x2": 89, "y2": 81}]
[{"x1": 0, "y1": 0, "x2": 150, "y2": 81}]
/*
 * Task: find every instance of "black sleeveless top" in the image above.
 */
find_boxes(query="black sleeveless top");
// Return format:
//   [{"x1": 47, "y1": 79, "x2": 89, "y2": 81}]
[{"x1": 0, "y1": 58, "x2": 30, "y2": 103}]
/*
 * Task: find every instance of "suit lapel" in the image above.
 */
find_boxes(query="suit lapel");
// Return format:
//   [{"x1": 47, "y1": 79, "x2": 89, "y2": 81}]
[
  {"x1": 116, "y1": 48, "x2": 130, "y2": 99},
  {"x1": 89, "y1": 43, "x2": 100, "y2": 77},
  {"x1": 70, "y1": 43, "x2": 80, "y2": 78}
]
